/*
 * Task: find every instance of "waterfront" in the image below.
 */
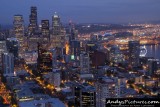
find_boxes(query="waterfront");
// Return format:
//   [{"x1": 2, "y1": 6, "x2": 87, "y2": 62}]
[{"x1": 145, "y1": 44, "x2": 160, "y2": 60}]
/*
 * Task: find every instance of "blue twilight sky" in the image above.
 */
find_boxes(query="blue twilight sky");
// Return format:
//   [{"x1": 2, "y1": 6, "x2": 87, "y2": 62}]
[{"x1": 0, "y1": 0, "x2": 160, "y2": 25}]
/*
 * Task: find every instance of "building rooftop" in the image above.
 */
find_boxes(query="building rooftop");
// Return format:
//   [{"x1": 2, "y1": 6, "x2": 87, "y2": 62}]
[
  {"x1": 7, "y1": 37, "x2": 18, "y2": 41},
  {"x1": 61, "y1": 87, "x2": 72, "y2": 93},
  {"x1": 18, "y1": 98, "x2": 65, "y2": 107},
  {"x1": 102, "y1": 77, "x2": 114, "y2": 83}
]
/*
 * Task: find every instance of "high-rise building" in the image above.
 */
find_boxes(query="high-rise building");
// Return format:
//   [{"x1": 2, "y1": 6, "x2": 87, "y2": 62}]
[
  {"x1": 37, "y1": 43, "x2": 52, "y2": 74},
  {"x1": 86, "y1": 42, "x2": 98, "y2": 60},
  {"x1": 147, "y1": 59, "x2": 159, "y2": 76},
  {"x1": 74, "y1": 85, "x2": 96, "y2": 107},
  {"x1": 13, "y1": 15, "x2": 24, "y2": 47},
  {"x1": 50, "y1": 13, "x2": 66, "y2": 49},
  {"x1": 68, "y1": 21, "x2": 78, "y2": 42},
  {"x1": 2, "y1": 52, "x2": 14, "y2": 77},
  {"x1": 90, "y1": 33, "x2": 98, "y2": 41},
  {"x1": 6, "y1": 38, "x2": 19, "y2": 59},
  {"x1": 91, "y1": 51, "x2": 107, "y2": 68},
  {"x1": 50, "y1": 49, "x2": 57, "y2": 69},
  {"x1": 74, "y1": 86, "x2": 81, "y2": 107},
  {"x1": 41, "y1": 20, "x2": 50, "y2": 42},
  {"x1": 52, "y1": 12, "x2": 61, "y2": 35},
  {"x1": 81, "y1": 89, "x2": 96, "y2": 107},
  {"x1": 27, "y1": 32, "x2": 42, "y2": 51},
  {"x1": 0, "y1": 40, "x2": 7, "y2": 67},
  {"x1": 96, "y1": 77, "x2": 120, "y2": 107},
  {"x1": 80, "y1": 52, "x2": 90, "y2": 74},
  {"x1": 128, "y1": 41, "x2": 140, "y2": 67},
  {"x1": 70, "y1": 40, "x2": 80, "y2": 60},
  {"x1": 109, "y1": 45, "x2": 124, "y2": 64},
  {"x1": 28, "y1": 6, "x2": 38, "y2": 35},
  {"x1": 49, "y1": 69, "x2": 61, "y2": 87}
]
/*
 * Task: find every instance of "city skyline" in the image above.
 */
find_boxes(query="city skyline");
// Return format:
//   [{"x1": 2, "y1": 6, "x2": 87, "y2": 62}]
[
  {"x1": 1, "y1": 1, "x2": 160, "y2": 107},
  {"x1": 0, "y1": 0, "x2": 160, "y2": 25}
]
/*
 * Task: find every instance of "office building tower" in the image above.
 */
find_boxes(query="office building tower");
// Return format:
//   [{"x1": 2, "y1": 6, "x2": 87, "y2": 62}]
[
  {"x1": 50, "y1": 70, "x2": 61, "y2": 87},
  {"x1": 6, "y1": 38, "x2": 19, "y2": 59},
  {"x1": 81, "y1": 88, "x2": 96, "y2": 107},
  {"x1": 91, "y1": 51, "x2": 107, "y2": 68},
  {"x1": 50, "y1": 49, "x2": 57, "y2": 69},
  {"x1": 116, "y1": 77, "x2": 127, "y2": 95},
  {"x1": 0, "y1": 41, "x2": 7, "y2": 67},
  {"x1": 74, "y1": 86, "x2": 81, "y2": 106},
  {"x1": 70, "y1": 40, "x2": 80, "y2": 60},
  {"x1": 41, "y1": 20, "x2": 50, "y2": 42},
  {"x1": 109, "y1": 45, "x2": 124, "y2": 64},
  {"x1": 96, "y1": 77, "x2": 120, "y2": 107},
  {"x1": 90, "y1": 33, "x2": 98, "y2": 41},
  {"x1": 74, "y1": 85, "x2": 96, "y2": 107},
  {"x1": 27, "y1": 32, "x2": 42, "y2": 51},
  {"x1": 50, "y1": 13, "x2": 66, "y2": 49},
  {"x1": 28, "y1": 6, "x2": 38, "y2": 35},
  {"x1": 23, "y1": 51, "x2": 38, "y2": 64},
  {"x1": 2, "y1": 52, "x2": 14, "y2": 77},
  {"x1": 13, "y1": 15, "x2": 24, "y2": 47},
  {"x1": 128, "y1": 41, "x2": 140, "y2": 67},
  {"x1": 80, "y1": 52, "x2": 90, "y2": 74},
  {"x1": 52, "y1": 12, "x2": 61, "y2": 35},
  {"x1": 68, "y1": 21, "x2": 78, "y2": 42},
  {"x1": 37, "y1": 43, "x2": 52, "y2": 74},
  {"x1": 147, "y1": 59, "x2": 159, "y2": 76},
  {"x1": 86, "y1": 42, "x2": 98, "y2": 59}
]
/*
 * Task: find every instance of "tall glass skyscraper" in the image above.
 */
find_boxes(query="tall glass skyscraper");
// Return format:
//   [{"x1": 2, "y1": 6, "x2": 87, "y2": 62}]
[
  {"x1": 2, "y1": 52, "x2": 14, "y2": 77},
  {"x1": 50, "y1": 13, "x2": 65, "y2": 49},
  {"x1": 0, "y1": 40, "x2": 7, "y2": 67},
  {"x1": 41, "y1": 20, "x2": 50, "y2": 41},
  {"x1": 52, "y1": 12, "x2": 61, "y2": 35},
  {"x1": 28, "y1": 6, "x2": 38, "y2": 35},
  {"x1": 6, "y1": 38, "x2": 19, "y2": 59},
  {"x1": 128, "y1": 40, "x2": 140, "y2": 67},
  {"x1": 13, "y1": 15, "x2": 24, "y2": 46}
]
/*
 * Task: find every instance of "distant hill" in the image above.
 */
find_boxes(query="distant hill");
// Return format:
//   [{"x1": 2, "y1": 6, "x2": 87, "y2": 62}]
[{"x1": 76, "y1": 24, "x2": 141, "y2": 34}]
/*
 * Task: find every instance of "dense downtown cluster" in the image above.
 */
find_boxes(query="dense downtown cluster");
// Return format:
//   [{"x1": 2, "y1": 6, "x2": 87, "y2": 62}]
[{"x1": 0, "y1": 6, "x2": 160, "y2": 107}]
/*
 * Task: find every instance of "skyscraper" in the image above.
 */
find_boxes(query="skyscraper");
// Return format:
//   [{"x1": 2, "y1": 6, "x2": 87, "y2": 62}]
[
  {"x1": 81, "y1": 88, "x2": 96, "y2": 107},
  {"x1": 80, "y1": 52, "x2": 90, "y2": 74},
  {"x1": 6, "y1": 38, "x2": 19, "y2": 59},
  {"x1": 147, "y1": 59, "x2": 159, "y2": 76},
  {"x1": 52, "y1": 12, "x2": 61, "y2": 35},
  {"x1": 0, "y1": 40, "x2": 7, "y2": 67},
  {"x1": 86, "y1": 42, "x2": 98, "y2": 59},
  {"x1": 2, "y1": 52, "x2": 14, "y2": 77},
  {"x1": 13, "y1": 15, "x2": 24, "y2": 47},
  {"x1": 50, "y1": 49, "x2": 57, "y2": 69},
  {"x1": 70, "y1": 40, "x2": 80, "y2": 60},
  {"x1": 51, "y1": 70, "x2": 61, "y2": 87},
  {"x1": 50, "y1": 12, "x2": 66, "y2": 49},
  {"x1": 74, "y1": 85, "x2": 96, "y2": 107},
  {"x1": 96, "y1": 77, "x2": 120, "y2": 107},
  {"x1": 28, "y1": 6, "x2": 38, "y2": 36},
  {"x1": 109, "y1": 45, "x2": 124, "y2": 64},
  {"x1": 68, "y1": 21, "x2": 78, "y2": 43},
  {"x1": 41, "y1": 20, "x2": 50, "y2": 41},
  {"x1": 37, "y1": 43, "x2": 52, "y2": 74},
  {"x1": 128, "y1": 41, "x2": 140, "y2": 67}
]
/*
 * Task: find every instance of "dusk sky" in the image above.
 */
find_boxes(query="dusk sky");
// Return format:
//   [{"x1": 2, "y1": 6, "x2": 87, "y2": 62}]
[{"x1": 0, "y1": 0, "x2": 160, "y2": 25}]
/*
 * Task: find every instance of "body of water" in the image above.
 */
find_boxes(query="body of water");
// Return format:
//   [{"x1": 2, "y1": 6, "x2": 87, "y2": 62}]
[{"x1": 145, "y1": 44, "x2": 160, "y2": 60}]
